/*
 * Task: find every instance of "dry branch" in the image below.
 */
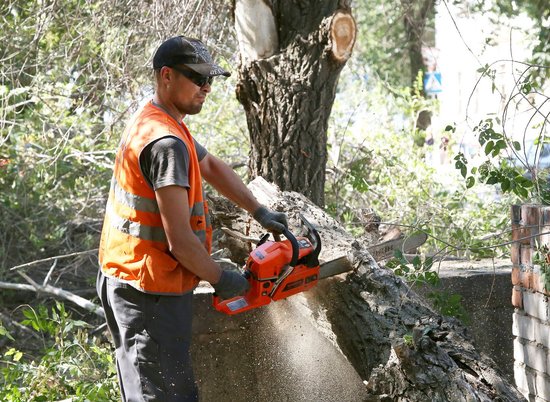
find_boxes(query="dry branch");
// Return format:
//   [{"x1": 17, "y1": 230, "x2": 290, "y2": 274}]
[{"x1": 0, "y1": 275, "x2": 104, "y2": 319}]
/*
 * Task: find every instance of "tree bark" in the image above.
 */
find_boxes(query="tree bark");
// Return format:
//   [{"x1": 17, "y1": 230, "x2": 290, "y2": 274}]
[
  {"x1": 209, "y1": 178, "x2": 525, "y2": 401},
  {"x1": 234, "y1": 0, "x2": 356, "y2": 207}
]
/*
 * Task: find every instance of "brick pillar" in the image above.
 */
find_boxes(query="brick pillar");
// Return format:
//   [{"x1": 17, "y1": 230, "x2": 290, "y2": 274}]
[{"x1": 511, "y1": 204, "x2": 550, "y2": 402}]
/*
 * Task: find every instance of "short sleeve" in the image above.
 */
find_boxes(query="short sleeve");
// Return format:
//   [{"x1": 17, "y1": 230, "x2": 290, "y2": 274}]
[
  {"x1": 194, "y1": 138, "x2": 208, "y2": 161},
  {"x1": 140, "y1": 136, "x2": 190, "y2": 190}
]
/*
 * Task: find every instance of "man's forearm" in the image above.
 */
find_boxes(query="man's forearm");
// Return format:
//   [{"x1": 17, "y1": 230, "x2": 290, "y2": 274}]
[
  {"x1": 155, "y1": 185, "x2": 222, "y2": 284},
  {"x1": 169, "y1": 232, "x2": 222, "y2": 284},
  {"x1": 201, "y1": 154, "x2": 261, "y2": 214}
]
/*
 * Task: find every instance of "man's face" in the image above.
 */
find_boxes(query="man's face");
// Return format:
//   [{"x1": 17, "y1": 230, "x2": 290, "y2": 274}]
[{"x1": 164, "y1": 66, "x2": 211, "y2": 116}]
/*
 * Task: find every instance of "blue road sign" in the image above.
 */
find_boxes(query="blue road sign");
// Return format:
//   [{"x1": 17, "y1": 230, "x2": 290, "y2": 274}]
[{"x1": 424, "y1": 71, "x2": 442, "y2": 94}]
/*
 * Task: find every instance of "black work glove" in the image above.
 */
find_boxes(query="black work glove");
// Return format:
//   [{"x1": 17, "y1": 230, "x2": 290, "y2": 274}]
[
  {"x1": 253, "y1": 206, "x2": 288, "y2": 234},
  {"x1": 213, "y1": 270, "x2": 250, "y2": 300}
]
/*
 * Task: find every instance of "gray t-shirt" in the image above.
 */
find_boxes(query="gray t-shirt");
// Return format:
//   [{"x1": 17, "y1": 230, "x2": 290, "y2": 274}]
[{"x1": 139, "y1": 136, "x2": 207, "y2": 190}]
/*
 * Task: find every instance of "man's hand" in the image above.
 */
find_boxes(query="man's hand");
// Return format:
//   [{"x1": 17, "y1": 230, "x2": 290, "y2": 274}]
[
  {"x1": 253, "y1": 206, "x2": 288, "y2": 234},
  {"x1": 213, "y1": 270, "x2": 250, "y2": 300}
]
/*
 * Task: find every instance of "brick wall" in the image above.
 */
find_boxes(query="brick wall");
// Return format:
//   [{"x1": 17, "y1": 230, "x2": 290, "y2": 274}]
[{"x1": 511, "y1": 204, "x2": 550, "y2": 402}]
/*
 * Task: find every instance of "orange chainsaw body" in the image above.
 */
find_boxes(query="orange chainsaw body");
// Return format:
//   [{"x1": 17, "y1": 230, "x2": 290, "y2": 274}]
[{"x1": 213, "y1": 218, "x2": 321, "y2": 315}]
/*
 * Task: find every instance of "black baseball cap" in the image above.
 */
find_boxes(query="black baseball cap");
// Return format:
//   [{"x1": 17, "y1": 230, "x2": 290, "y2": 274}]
[{"x1": 153, "y1": 36, "x2": 231, "y2": 77}]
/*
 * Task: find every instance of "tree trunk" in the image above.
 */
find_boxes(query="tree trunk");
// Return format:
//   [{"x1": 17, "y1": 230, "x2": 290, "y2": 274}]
[
  {"x1": 401, "y1": 0, "x2": 435, "y2": 92},
  {"x1": 233, "y1": 0, "x2": 356, "y2": 207},
  {"x1": 209, "y1": 178, "x2": 525, "y2": 401}
]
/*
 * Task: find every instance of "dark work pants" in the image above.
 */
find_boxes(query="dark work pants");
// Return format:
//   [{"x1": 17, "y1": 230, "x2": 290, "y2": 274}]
[{"x1": 97, "y1": 271, "x2": 198, "y2": 402}]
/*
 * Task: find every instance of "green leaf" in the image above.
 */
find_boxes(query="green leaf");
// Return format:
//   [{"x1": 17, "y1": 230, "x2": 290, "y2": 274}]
[
  {"x1": 484, "y1": 141, "x2": 494, "y2": 155},
  {"x1": 466, "y1": 176, "x2": 475, "y2": 188},
  {"x1": 393, "y1": 249, "x2": 404, "y2": 259},
  {"x1": 0, "y1": 325, "x2": 14, "y2": 341},
  {"x1": 513, "y1": 141, "x2": 521, "y2": 151},
  {"x1": 13, "y1": 350, "x2": 23, "y2": 362},
  {"x1": 5, "y1": 348, "x2": 22, "y2": 361},
  {"x1": 424, "y1": 257, "x2": 434, "y2": 271},
  {"x1": 516, "y1": 186, "x2": 529, "y2": 198},
  {"x1": 495, "y1": 139, "x2": 506, "y2": 150},
  {"x1": 444, "y1": 125, "x2": 456, "y2": 133}
]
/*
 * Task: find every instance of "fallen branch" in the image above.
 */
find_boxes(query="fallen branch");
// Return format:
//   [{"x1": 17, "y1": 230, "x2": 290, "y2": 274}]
[{"x1": 0, "y1": 274, "x2": 104, "y2": 318}]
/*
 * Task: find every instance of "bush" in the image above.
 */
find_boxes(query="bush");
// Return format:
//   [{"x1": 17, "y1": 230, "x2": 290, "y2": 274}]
[{"x1": 0, "y1": 302, "x2": 119, "y2": 401}]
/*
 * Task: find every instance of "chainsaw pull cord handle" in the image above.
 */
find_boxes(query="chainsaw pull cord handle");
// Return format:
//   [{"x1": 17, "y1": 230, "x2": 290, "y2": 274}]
[
  {"x1": 272, "y1": 230, "x2": 298, "y2": 266},
  {"x1": 268, "y1": 229, "x2": 300, "y2": 297}
]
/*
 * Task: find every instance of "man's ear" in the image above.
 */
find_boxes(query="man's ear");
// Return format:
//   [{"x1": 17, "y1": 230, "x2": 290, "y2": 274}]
[{"x1": 159, "y1": 66, "x2": 174, "y2": 85}]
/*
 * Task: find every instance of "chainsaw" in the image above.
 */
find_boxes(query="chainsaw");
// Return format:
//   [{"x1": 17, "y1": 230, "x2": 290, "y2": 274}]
[
  {"x1": 213, "y1": 214, "x2": 322, "y2": 315},
  {"x1": 211, "y1": 214, "x2": 429, "y2": 315}
]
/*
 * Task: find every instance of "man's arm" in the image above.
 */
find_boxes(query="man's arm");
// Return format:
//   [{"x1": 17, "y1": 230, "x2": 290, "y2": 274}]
[
  {"x1": 199, "y1": 153, "x2": 261, "y2": 214},
  {"x1": 155, "y1": 184, "x2": 250, "y2": 298},
  {"x1": 200, "y1": 153, "x2": 288, "y2": 233},
  {"x1": 155, "y1": 185, "x2": 221, "y2": 283}
]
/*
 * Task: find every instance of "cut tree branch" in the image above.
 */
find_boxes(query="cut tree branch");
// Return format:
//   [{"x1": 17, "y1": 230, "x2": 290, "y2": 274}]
[{"x1": 0, "y1": 274, "x2": 104, "y2": 318}]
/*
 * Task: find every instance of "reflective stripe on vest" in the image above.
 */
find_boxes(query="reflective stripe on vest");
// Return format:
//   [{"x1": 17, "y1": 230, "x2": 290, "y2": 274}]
[
  {"x1": 106, "y1": 202, "x2": 167, "y2": 243},
  {"x1": 108, "y1": 176, "x2": 210, "y2": 244},
  {"x1": 112, "y1": 177, "x2": 159, "y2": 214}
]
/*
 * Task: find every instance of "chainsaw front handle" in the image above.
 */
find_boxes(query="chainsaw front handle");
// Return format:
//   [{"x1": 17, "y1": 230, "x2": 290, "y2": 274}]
[{"x1": 282, "y1": 228, "x2": 300, "y2": 267}]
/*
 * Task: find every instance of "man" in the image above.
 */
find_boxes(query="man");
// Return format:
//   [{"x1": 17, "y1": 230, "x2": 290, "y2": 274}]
[{"x1": 97, "y1": 36, "x2": 288, "y2": 402}]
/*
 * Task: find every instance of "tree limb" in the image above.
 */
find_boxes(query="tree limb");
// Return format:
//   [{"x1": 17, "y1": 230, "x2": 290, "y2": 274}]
[
  {"x1": 0, "y1": 276, "x2": 104, "y2": 318},
  {"x1": 8, "y1": 249, "x2": 98, "y2": 271}
]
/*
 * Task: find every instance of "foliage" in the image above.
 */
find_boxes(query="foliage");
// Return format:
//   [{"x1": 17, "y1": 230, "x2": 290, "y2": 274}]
[
  {"x1": 426, "y1": 290, "x2": 470, "y2": 324},
  {"x1": 386, "y1": 250, "x2": 469, "y2": 323},
  {"x1": 352, "y1": 0, "x2": 436, "y2": 87},
  {"x1": 325, "y1": 68, "x2": 514, "y2": 259},
  {"x1": 0, "y1": 302, "x2": 119, "y2": 401},
  {"x1": 386, "y1": 250, "x2": 439, "y2": 287},
  {"x1": 453, "y1": 115, "x2": 542, "y2": 199},
  {"x1": 452, "y1": 59, "x2": 549, "y2": 206}
]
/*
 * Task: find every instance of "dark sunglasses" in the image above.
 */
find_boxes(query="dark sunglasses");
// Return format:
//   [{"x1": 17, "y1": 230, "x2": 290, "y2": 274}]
[{"x1": 170, "y1": 66, "x2": 213, "y2": 87}]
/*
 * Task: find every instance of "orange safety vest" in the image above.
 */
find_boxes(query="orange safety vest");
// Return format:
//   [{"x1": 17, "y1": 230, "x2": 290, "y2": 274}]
[{"x1": 98, "y1": 101, "x2": 212, "y2": 295}]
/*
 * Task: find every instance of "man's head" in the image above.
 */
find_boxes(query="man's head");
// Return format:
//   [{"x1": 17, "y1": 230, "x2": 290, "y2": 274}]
[
  {"x1": 153, "y1": 36, "x2": 230, "y2": 117},
  {"x1": 153, "y1": 36, "x2": 230, "y2": 78}
]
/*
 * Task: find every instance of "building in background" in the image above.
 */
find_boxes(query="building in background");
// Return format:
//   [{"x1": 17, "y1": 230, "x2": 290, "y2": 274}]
[{"x1": 429, "y1": 2, "x2": 547, "y2": 172}]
